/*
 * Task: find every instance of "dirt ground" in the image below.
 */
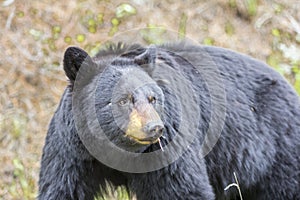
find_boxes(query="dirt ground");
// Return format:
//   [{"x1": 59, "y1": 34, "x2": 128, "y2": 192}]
[{"x1": 1, "y1": 0, "x2": 300, "y2": 199}]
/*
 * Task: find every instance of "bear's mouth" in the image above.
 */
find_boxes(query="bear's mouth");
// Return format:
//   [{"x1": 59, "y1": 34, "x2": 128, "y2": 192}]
[{"x1": 126, "y1": 134, "x2": 162, "y2": 145}]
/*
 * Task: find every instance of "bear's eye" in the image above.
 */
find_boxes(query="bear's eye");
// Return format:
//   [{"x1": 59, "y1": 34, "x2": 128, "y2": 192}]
[
  {"x1": 118, "y1": 95, "x2": 133, "y2": 106},
  {"x1": 118, "y1": 98, "x2": 128, "y2": 106},
  {"x1": 148, "y1": 96, "x2": 156, "y2": 104}
]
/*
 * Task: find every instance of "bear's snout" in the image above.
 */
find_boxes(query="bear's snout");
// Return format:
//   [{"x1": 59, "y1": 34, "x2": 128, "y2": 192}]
[{"x1": 144, "y1": 121, "x2": 164, "y2": 139}]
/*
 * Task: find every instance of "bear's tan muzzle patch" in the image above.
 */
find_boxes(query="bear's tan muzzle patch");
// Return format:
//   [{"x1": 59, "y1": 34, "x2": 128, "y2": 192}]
[{"x1": 125, "y1": 104, "x2": 163, "y2": 144}]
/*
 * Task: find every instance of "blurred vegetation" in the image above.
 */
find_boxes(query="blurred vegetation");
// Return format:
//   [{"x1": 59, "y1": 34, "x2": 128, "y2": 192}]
[{"x1": 1, "y1": 0, "x2": 300, "y2": 199}]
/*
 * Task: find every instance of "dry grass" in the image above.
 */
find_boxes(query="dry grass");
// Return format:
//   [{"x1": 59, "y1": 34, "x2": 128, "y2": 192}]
[
  {"x1": 224, "y1": 172, "x2": 243, "y2": 200},
  {"x1": 1, "y1": 0, "x2": 300, "y2": 199}
]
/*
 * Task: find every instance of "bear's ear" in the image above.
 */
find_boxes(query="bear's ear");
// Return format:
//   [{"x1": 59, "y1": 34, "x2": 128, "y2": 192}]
[
  {"x1": 134, "y1": 44, "x2": 157, "y2": 75},
  {"x1": 63, "y1": 47, "x2": 94, "y2": 82}
]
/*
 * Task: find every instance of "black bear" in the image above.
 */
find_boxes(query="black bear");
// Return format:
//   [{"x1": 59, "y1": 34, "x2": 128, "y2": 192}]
[{"x1": 39, "y1": 42, "x2": 300, "y2": 200}]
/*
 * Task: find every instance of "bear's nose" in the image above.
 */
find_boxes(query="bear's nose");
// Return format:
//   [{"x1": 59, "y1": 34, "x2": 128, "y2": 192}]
[
  {"x1": 149, "y1": 124, "x2": 164, "y2": 134},
  {"x1": 144, "y1": 122, "x2": 164, "y2": 139}
]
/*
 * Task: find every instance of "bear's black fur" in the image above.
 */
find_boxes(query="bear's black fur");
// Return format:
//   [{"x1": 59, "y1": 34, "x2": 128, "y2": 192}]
[{"x1": 39, "y1": 42, "x2": 300, "y2": 200}]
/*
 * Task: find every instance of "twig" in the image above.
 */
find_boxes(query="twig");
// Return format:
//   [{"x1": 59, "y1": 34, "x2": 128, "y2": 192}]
[
  {"x1": 2, "y1": 0, "x2": 15, "y2": 7},
  {"x1": 158, "y1": 138, "x2": 164, "y2": 152},
  {"x1": 233, "y1": 172, "x2": 243, "y2": 200},
  {"x1": 5, "y1": 6, "x2": 15, "y2": 30},
  {"x1": 255, "y1": 12, "x2": 272, "y2": 29},
  {"x1": 224, "y1": 183, "x2": 239, "y2": 191},
  {"x1": 224, "y1": 172, "x2": 243, "y2": 200},
  {"x1": 286, "y1": 14, "x2": 300, "y2": 35}
]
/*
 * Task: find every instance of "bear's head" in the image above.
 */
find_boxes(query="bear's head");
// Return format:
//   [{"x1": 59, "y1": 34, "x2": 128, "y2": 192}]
[{"x1": 63, "y1": 45, "x2": 177, "y2": 153}]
